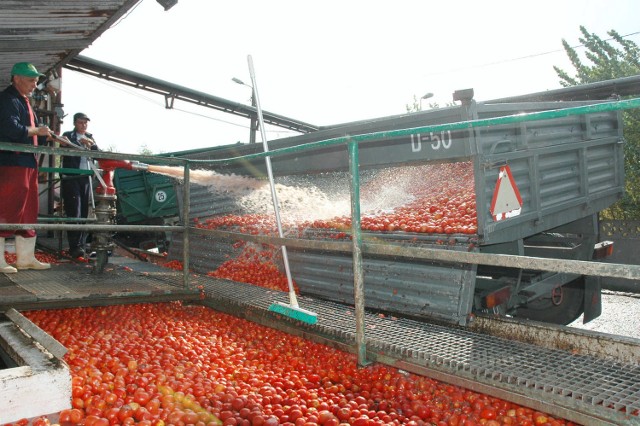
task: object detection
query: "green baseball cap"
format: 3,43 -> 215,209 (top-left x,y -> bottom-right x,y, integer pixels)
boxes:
11,62 -> 45,78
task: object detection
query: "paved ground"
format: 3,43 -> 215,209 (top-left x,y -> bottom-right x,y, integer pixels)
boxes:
568,290 -> 640,339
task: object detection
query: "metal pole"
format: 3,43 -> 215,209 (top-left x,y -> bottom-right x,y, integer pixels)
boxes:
182,162 -> 191,289
250,93 -> 258,144
348,140 -> 369,366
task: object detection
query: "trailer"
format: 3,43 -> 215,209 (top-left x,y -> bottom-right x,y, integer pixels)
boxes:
165,90 -> 624,326
111,168 -> 179,251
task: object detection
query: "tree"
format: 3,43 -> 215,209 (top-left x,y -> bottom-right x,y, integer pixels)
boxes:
405,95 -> 442,113
405,95 -> 421,113
138,144 -> 154,155
555,27 -> 640,219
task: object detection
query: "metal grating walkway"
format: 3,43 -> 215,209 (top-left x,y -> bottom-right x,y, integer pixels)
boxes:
197,275 -> 640,426
0,259 -> 198,311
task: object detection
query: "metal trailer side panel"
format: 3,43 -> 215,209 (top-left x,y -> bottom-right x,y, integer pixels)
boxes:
169,236 -> 238,276
473,104 -> 623,245
169,183 -> 251,273
170,182 -> 479,324
287,244 -> 477,324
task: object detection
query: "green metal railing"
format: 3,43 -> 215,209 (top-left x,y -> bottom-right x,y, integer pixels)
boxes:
2,97 -> 640,365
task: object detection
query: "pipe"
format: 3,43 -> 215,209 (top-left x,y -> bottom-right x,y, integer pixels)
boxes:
96,159 -> 149,172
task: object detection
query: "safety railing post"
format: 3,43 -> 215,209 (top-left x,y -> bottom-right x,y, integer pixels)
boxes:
182,162 -> 190,289
348,140 -> 369,366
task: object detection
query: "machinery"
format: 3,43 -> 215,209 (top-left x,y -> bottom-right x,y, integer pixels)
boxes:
92,159 -> 149,271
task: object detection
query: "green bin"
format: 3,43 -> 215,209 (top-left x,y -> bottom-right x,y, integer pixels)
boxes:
113,169 -> 179,224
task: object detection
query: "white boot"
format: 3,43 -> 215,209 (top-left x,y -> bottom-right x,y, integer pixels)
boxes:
16,236 -> 50,270
0,237 -> 17,274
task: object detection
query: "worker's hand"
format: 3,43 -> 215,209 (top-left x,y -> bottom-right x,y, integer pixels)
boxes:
33,125 -> 50,137
58,136 -> 72,146
49,133 -> 71,146
79,137 -> 95,148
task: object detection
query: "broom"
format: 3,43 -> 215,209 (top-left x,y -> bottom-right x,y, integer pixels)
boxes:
247,55 -> 318,325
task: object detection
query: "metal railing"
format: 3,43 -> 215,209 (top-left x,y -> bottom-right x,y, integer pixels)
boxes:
2,97 -> 640,364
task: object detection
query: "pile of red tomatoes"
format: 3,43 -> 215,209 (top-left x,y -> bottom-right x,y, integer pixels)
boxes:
196,162 -> 477,238
14,302 -> 573,426
206,242 -> 298,293
192,162 -> 478,292
303,162 -> 478,235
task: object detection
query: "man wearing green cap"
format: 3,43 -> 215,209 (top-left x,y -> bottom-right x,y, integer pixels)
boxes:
0,62 -> 53,273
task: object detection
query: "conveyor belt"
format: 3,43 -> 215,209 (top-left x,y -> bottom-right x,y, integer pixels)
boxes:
1,257 -> 638,425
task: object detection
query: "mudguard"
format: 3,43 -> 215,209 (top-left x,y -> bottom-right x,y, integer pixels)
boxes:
583,275 -> 602,323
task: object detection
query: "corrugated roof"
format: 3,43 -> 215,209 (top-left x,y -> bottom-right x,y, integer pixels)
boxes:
0,0 -> 141,86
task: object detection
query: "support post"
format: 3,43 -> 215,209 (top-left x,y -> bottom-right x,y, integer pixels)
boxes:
348,140 -> 369,366
182,162 -> 191,288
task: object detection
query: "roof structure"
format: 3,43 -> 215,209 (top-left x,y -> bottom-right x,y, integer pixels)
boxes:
0,0 -> 141,87
65,55 -> 320,133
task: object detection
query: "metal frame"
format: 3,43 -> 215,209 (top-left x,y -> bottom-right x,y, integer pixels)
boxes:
64,55 -> 319,134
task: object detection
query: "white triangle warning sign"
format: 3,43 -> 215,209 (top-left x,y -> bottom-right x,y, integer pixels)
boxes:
490,165 -> 523,221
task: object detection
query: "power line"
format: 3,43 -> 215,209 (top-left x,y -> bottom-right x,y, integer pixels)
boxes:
424,30 -> 640,77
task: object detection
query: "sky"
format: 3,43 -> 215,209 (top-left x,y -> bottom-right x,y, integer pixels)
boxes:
60,0 -> 640,155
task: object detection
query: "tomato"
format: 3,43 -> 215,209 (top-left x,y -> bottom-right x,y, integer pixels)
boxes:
250,414 -> 265,426
117,405 -> 135,423
182,409 -> 199,424
134,390 -> 152,406
69,408 -> 84,424
263,416 -> 279,426
480,407 -> 497,420
32,417 -> 51,426
21,301 -> 572,426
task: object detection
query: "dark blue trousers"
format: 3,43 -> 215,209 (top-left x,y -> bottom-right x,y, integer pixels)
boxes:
61,176 -> 92,251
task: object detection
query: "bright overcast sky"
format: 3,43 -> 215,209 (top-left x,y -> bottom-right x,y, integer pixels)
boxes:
60,0 -> 640,154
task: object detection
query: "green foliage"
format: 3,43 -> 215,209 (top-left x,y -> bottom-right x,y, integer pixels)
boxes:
406,95 -> 421,113
555,27 -> 640,219
138,144 -> 154,155
405,96 -> 444,113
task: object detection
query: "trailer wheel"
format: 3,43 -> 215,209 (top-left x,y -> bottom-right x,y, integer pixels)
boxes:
515,278 -> 585,325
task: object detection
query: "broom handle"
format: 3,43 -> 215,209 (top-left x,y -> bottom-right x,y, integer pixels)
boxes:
247,55 -> 299,307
